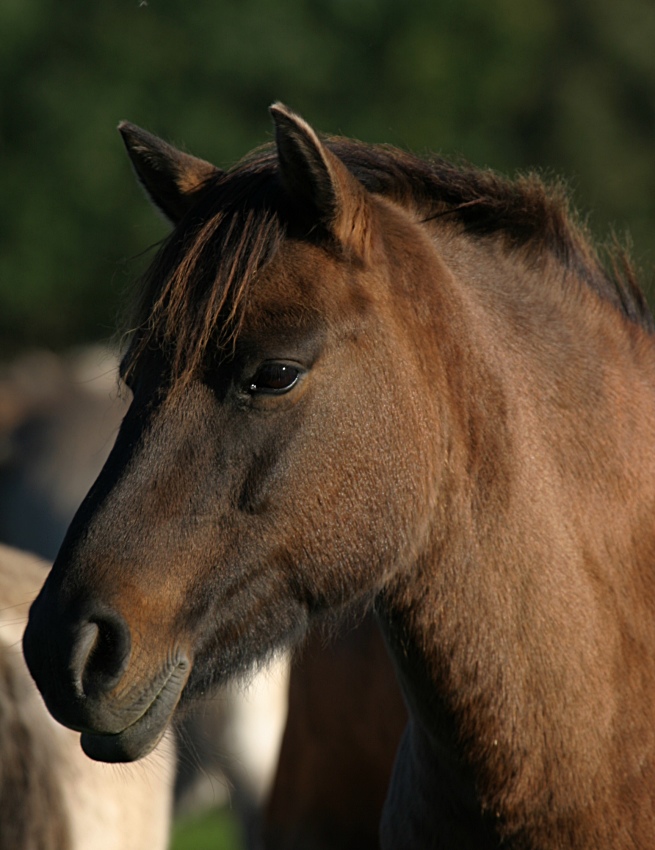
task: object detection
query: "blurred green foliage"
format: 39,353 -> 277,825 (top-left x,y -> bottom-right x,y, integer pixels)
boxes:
171,808 -> 242,850
1,0 -> 654,354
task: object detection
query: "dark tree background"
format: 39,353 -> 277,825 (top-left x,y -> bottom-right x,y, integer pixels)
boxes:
1,0 -> 654,354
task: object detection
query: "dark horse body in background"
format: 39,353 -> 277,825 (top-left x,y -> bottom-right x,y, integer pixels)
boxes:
24,105 -> 655,848
265,611 -> 406,849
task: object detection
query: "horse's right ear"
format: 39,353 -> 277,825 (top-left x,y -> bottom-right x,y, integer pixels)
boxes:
270,104 -> 373,259
118,122 -> 221,225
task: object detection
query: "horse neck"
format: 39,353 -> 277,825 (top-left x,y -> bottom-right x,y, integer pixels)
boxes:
377,231 -> 655,846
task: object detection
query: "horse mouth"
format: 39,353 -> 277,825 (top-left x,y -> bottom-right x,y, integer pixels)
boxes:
80,657 -> 190,763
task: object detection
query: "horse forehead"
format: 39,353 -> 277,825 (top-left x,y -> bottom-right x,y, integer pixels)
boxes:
251,238 -> 371,319
265,239 -> 338,290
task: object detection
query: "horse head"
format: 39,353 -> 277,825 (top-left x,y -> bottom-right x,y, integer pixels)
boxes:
24,106 -> 440,762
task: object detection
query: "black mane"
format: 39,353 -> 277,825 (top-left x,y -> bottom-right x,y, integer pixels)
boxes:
328,137 -> 652,333
123,135 -> 653,386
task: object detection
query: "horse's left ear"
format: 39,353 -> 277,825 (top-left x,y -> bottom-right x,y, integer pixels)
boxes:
118,122 -> 221,225
270,104 -> 372,259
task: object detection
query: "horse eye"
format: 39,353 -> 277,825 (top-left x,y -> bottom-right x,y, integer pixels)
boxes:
249,363 -> 301,395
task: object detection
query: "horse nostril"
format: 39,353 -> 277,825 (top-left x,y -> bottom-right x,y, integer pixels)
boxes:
75,610 -> 132,698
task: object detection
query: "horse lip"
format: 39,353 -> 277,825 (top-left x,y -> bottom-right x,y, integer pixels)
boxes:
80,656 -> 190,763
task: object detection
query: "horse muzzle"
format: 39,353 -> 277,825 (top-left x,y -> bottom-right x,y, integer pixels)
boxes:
23,579 -> 190,762
79,656 -> 190,762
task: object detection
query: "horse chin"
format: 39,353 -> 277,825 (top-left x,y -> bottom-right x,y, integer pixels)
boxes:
81,723 -> 162,763
80,658 -> 190,763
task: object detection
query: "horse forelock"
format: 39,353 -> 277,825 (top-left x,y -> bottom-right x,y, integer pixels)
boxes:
122,135 -> 653,389
123,156 -> 286,390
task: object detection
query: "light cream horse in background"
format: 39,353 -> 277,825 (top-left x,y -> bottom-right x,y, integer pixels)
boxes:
0,543 -> 175,850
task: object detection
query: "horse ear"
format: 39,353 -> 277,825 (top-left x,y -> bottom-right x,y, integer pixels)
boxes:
270,103 -> 372,258
118,122 -> 221,225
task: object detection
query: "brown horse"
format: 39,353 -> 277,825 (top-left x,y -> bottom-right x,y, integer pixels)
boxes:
24,104 -> 655,848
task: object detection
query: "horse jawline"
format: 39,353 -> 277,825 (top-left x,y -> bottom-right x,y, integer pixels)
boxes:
80,659 -> 190,763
